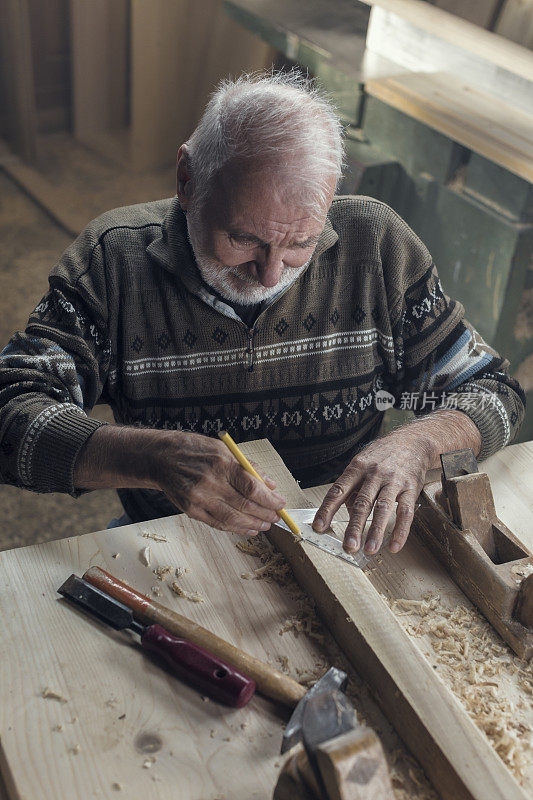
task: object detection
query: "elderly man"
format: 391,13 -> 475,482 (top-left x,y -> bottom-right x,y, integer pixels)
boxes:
0,73 -> 524,556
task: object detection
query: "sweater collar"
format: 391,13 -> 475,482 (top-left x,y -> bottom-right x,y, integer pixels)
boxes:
146,194 -> 339,289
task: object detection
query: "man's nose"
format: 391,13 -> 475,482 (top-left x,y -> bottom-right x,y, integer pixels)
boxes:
255,247 -> 284,287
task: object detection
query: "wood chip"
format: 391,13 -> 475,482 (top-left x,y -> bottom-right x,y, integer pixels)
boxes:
153,565 -> 173,581
112,553 -> 120,559
41,687 -> 68,703
151,586 -> 162,597
70,744 -> 81,755
170,582 -> 204,603
141,531 -> 169,543
111,783 -> 122,792
140,546 -> 151,566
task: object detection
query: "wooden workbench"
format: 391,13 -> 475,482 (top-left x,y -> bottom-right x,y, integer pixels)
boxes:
1,440 -> 531,799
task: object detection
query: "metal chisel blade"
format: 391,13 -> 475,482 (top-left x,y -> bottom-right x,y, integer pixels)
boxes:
278,509 -> 390,569
58,574 -> 140,631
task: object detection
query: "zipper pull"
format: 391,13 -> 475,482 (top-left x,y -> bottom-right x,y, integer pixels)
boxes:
247,327 -> 255,372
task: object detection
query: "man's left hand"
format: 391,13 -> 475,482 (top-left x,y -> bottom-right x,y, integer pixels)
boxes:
312,431 -> 435,555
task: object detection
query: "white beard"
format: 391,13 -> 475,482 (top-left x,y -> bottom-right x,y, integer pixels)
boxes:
186,210 -> 309,306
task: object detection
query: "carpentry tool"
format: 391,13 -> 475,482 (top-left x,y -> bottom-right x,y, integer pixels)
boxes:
275,680 -> 394,799
83,566 -> 308,708
58,574 -> 256,707
412,448 -> 533,659
276,509 -> 387,569
218,430 -> 301,535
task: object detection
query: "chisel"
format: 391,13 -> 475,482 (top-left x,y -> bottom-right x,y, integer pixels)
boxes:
58,574 -> 256,708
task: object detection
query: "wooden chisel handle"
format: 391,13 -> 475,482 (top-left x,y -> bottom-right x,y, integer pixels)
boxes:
83,566 -> 307,708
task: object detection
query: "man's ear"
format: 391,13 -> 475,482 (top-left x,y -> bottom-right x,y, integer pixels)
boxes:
176,144 -> 192,210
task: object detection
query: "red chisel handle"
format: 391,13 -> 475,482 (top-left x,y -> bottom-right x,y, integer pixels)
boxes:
141,624 -> 256,708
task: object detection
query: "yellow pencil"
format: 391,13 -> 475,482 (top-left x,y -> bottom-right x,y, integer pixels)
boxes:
218,431 -> 301,536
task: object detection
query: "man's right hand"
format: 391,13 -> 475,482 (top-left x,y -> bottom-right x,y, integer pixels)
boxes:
73,425 -> 286,535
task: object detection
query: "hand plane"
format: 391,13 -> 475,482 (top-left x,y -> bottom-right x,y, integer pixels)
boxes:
412,449 -> 533,659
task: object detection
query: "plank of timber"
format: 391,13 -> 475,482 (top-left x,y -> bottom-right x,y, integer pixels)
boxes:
130,0 -> 274,171
0,516 -> 332,799
1,0 -> 38,162
237,440 -> 529,800
365,71 -> 533,182
360,0 -> 533,80
70,0 -> 129,146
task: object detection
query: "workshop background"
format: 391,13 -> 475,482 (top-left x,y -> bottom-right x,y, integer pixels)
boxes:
0,0 -> 532,550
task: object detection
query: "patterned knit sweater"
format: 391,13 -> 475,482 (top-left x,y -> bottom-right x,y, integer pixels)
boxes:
0,195 -> 525,522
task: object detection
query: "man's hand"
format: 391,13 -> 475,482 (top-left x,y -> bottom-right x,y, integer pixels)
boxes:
312,410 -> 482,555
154,432 -> 285,535
73,426 -> 286,535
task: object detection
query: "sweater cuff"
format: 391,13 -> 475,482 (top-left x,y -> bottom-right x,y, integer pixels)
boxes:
21,404 -> 107,495
452,390 -> 511,461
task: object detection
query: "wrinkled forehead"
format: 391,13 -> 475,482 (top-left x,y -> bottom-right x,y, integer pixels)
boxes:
203,159 -> 334,230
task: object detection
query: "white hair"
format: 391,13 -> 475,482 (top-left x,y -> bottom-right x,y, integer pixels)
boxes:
185,70 -> 345,215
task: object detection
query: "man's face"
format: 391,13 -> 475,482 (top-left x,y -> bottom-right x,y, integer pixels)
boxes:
186,164 -> 335,305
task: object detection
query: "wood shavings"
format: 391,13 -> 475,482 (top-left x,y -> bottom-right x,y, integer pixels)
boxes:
142,756 -> 156,768
41,687 -> 68,703
151,586 -> 162,597
388,592 -> 533,779
105,697 -> 118,708
279,614 -> 325,643
141,530 -> 169,542
69,744 -> 81,755
111,783 -> 122,792
210,729 -> 217,738
112,553 -> 120,559
236,537 -> 292,584
140,546 -> 151,566
153,565 -> 173,581
276,655 -> 289,673
52,724 -> 63,732
170,582 -> 204,602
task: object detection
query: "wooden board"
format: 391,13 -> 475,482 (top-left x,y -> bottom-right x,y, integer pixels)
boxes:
0,514 -> 325,800
365,70 -> 533,182
237,440 -> 529,800
0,0 -> 37,163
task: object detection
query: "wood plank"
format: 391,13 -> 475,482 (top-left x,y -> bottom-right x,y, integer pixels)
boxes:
70,0 -> 129,147
0,0 -> 37,162
238,440 -> 529,800
0,516 -> 326,799
365,71 -> 533,182
130,0 -> 274,171
360,0 -> 533,80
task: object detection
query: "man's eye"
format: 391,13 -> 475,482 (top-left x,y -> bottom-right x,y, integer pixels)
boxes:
230,235 -> 256,248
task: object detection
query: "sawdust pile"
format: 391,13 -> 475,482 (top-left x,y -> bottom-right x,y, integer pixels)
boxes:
389,593 -> 533,779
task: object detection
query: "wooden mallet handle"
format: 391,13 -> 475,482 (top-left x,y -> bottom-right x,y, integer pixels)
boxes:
83,566 -> 306,708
